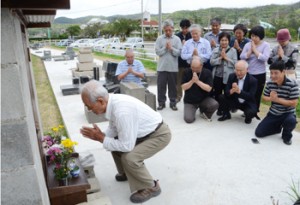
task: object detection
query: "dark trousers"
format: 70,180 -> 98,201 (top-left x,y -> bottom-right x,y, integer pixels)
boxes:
218,94 -> 256,120
251,73 -> 266,112
255,112 -> 297,141
213,76 -> 226,103
157,71 -> 177,106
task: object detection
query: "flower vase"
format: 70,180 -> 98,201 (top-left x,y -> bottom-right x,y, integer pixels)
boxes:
70,167 -> 80,178
58,178 -> 68,186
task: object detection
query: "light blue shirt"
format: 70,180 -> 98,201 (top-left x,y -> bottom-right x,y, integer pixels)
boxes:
204,31 -> 222,48
181,38 -> 212,64
115,59 -> 145,85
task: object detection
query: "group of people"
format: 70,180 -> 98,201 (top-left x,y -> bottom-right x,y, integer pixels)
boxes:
155,18 -> 299,143
79,18 -> 299,204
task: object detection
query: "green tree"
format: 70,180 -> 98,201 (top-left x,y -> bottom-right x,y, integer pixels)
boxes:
66,25 -> 81,38
112,19 -> 140,37
82,23 -> 102,38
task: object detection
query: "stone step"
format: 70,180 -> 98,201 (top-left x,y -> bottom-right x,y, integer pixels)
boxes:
87,177 -> 101,194
76,192 -> 112,205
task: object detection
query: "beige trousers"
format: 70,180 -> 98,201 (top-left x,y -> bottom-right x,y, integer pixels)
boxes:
176,67 -> 185,101
111,122 -> 171,192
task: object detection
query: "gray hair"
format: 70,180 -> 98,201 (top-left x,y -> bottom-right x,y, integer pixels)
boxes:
235,60 -> 249,70
163,19 -> 174,28
81,80 -> 109,103
189,24 -> 202,32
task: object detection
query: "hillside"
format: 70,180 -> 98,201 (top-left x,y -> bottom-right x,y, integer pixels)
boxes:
54,2 -> 300,26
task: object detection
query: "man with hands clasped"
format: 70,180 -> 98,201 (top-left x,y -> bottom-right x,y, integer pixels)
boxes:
115,49 -> 145,85
182,56 -> 219,123
255,61 -> 299,145
181,24 -> 212,66
80,80 -> 171,203
217,60 -> 258,124
155,19 -> 182,111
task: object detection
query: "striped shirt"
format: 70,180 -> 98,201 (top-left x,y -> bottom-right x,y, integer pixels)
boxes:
115,59 -> 145,85
103,94 -> 162,152
264,77 -> 299,115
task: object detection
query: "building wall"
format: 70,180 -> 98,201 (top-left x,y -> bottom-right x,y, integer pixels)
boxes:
1,8 -> 50,205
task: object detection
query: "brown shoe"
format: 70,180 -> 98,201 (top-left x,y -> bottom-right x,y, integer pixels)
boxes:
130,180 -> 161,203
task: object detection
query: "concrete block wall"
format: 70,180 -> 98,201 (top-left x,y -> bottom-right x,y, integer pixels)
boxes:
1,8 -> 50,205
120,82 -> 145,102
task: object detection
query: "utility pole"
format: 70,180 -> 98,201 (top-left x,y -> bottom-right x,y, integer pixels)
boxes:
158,0 -> 162,36
141,0 -> 144,39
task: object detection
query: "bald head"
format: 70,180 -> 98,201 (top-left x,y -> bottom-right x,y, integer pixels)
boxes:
190,56 -> 203,73
125,49 -> 134,64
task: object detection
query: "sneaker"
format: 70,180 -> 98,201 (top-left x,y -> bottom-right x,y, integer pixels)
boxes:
115,173 -> 127,182
157,104 -> 165,110
200,112 -> 212,122
170,104 -> 178,111
130,180 -> 161,203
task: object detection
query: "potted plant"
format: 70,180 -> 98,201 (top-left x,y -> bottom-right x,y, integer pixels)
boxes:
43,126 -> 78,185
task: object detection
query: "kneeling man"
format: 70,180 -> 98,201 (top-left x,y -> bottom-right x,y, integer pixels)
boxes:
255,61 -> 299,145
218,60 -> 258,124
182,56 -> 218,123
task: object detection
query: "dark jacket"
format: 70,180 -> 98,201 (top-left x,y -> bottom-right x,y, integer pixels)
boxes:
225,73 -> 257,112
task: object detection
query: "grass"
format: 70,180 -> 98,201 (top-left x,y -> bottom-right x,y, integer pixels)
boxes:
31,54 -> 67,135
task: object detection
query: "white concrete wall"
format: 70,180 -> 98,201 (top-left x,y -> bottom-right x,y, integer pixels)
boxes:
1,8 -> 50,205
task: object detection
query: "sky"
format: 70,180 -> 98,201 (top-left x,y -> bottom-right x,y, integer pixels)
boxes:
56,0 -> 299,19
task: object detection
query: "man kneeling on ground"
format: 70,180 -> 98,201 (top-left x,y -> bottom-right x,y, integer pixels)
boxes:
80,80 -> 171,203
255,60 -> 299,145
182,56 -> 219,123
218,60 -> 258,124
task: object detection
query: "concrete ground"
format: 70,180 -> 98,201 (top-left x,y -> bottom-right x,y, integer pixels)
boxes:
33,48 -> 300,205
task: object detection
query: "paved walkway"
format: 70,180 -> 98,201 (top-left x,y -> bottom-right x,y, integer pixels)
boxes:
33,48 -> 300,205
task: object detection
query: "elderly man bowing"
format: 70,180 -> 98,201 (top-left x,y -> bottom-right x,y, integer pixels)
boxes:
80,80 -> 171,203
